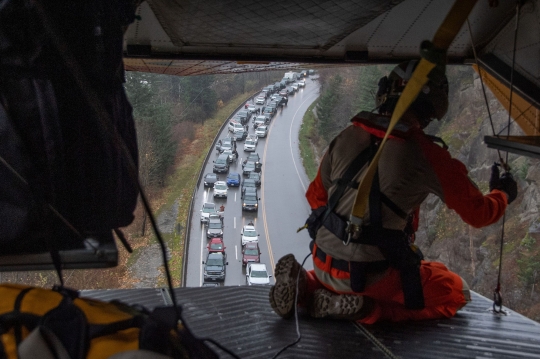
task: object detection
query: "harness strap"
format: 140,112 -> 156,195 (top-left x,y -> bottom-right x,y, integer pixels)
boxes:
324,139 -> 376,224
370,171 -> 425,310
310,241 -> 388,274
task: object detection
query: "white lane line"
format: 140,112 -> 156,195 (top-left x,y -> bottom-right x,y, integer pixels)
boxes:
200,224 -> 205,286
234,216 -> 236,229
289,93 -> 318,193
235,245 -> 238,261
235,192 -> 237,202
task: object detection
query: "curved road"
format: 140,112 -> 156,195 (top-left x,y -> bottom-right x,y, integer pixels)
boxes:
185,78 -> 319,287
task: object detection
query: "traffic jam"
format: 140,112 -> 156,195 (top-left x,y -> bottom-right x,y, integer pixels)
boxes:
200,70 -> 311,286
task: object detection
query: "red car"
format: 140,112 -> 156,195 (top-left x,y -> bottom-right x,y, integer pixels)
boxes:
242,242 -> 260,266
207,238 -> 226,253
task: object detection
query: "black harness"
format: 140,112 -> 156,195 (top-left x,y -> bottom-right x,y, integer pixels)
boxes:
305,136 -> 425,310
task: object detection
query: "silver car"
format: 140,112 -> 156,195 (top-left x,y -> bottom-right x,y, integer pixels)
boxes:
255,125 -> 268,138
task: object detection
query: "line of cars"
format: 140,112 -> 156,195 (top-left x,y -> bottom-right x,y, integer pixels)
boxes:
201,72 -> 311,286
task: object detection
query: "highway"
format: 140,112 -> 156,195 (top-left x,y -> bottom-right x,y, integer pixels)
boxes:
184,77 -> 319,287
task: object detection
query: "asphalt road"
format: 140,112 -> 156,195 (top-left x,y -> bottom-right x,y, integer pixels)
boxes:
185,78 -> 319,287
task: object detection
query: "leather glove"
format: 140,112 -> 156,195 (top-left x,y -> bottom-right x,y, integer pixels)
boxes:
499,172 -> 518,204
489,162 -> 501,192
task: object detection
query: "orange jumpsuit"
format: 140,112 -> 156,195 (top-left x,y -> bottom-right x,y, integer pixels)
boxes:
304,115 -> 507,323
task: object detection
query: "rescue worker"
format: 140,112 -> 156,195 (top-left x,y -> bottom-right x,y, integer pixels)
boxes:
269,60 -> 518,323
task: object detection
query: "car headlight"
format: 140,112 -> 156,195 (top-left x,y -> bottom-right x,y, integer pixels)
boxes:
204,182 -> 208,185
254,203 -> 258,207
242,203 -> 246,207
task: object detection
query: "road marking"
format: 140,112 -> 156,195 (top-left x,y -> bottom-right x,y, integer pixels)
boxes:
289,93 -> 318,193
234,216 -> 236,229
235,245 -> 238,261
235,192 -> 237,202
200,224 -> 205,286
260,108 -> 277,276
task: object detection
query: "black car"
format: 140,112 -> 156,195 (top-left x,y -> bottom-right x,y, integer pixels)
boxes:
241,178 -> 257,197
206,215 -> 224,239
279,89 -> 289,97
234,129 -> 248,141
213,154 -> 230,173
237,110 -> 251,123
242,188 -> 259,212
203,252 -> 228,281
203,173 -> 219,187
263,107 -> 275,118
235,114 -> 248,125
243,153 -> 261,166
249,171 -> 261,187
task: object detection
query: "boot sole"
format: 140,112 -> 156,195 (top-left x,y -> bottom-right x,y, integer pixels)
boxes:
269,254 -> 303,319
311,289 -> 364,319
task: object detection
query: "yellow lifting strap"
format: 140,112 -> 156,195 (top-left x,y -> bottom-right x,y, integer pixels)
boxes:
347,0 -> 479,243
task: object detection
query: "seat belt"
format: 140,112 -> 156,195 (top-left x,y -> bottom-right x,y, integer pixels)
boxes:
347,0 -> 479,241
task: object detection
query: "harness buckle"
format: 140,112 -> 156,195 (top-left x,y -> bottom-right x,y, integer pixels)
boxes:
345,216 -> 363,246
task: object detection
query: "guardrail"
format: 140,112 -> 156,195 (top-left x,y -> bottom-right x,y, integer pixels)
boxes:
181,92 -> 259,287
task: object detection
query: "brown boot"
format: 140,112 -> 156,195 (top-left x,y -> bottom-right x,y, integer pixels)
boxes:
310,289 -> 373,321
269,254 -> 307,319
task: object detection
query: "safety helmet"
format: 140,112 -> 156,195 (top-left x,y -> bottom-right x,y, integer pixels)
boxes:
376,60 -> 449,128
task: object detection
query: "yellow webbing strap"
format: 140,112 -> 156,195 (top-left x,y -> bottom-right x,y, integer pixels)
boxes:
347,0 -> 479,240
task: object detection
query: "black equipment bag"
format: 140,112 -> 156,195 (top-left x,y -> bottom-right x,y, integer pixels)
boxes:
0,0 -> 139,254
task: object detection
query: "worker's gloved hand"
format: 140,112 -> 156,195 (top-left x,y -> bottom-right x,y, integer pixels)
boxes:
489,163 -> 501,192
499,172 -> 518,204
489,163 -> 518,204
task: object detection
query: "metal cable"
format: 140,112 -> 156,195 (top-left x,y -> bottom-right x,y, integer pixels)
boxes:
466,19 -> 502,161
354,322 -> 399,359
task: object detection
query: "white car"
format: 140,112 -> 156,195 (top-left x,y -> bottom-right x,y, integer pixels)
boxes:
253,116 -> 267,129
241,225 -> 259,246
246,263 -> 272,285
255,125 -> 268,138
291,83 -> 299,91
255,96 -> 265,105
244,138 -> 257,152
297,79 -> 306,87
213,181 -> 228,198
228,120 -> 244,133
200,202 -> 217,223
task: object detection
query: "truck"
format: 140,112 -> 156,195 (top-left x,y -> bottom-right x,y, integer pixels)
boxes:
283,71 -> 298,81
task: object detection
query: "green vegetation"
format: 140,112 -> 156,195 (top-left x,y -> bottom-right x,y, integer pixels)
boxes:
155,94 -> 252,285
517,233 -> 539,288
299,101 -> 319,181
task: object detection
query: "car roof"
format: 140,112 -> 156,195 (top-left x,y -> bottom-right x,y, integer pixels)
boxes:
203,202 -> 215,208
243,178 -> 256,183
244,242 -> 259,249
257,125 -> 267,129
214,181 -> 227,185
210,237 -> 224,243
244,187 -> 257,194
217,154 -> 229,159
208,252 -> 224,259
243,225 -> 256,231
249,263 -> 266,271
249,172 -> 260,177
205,173 -> 217,177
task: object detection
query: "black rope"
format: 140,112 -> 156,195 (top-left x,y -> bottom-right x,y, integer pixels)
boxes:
493,1 -> 520,314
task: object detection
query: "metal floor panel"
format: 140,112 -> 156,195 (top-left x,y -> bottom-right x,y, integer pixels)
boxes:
81,287 -> 540,359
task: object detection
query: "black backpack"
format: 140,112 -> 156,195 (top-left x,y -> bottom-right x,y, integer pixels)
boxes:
0,0 -> 139,255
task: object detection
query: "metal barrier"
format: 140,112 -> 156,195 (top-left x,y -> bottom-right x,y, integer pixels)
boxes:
181,92 -> 259,286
